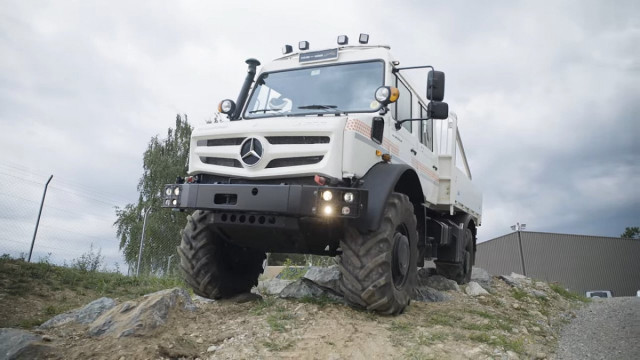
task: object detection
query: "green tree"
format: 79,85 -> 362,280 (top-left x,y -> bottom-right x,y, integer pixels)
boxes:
621,226 -> 640,239
115,114 -> 192,275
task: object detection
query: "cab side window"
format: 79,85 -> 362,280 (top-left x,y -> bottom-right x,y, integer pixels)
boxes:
420,105 -> 433,151
395,77 -> 412,132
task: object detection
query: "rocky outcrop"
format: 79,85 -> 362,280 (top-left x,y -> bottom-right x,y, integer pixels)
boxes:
471,267 -> 492,290
0,328 -> 53,360
88,288 -> 196,337
39,297 -> 116,329
412,287 -> 451,302
304,265 -> 341,294
256,278 -> 294,295
465,281 -> 490,296
279,278 -> 345,303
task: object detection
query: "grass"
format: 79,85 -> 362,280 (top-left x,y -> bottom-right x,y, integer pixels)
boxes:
299,294 -> 339,308
265,305 -> 295,332
417,331 -> 449,345
469,333 -> 525,354
511,288 -> 530,301
263,339 -> 295,351
389,321 -> 412,333
549,283 -> 590,303
250,296 -> 277,316
0,257 -> 186,328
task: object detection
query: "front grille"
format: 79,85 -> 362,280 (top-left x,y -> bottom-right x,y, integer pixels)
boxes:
266,156 -> 324,168
199,174 -> 317,185
200,157 -> 242,168
265,136 -> 330,145
196,138 -> 245,146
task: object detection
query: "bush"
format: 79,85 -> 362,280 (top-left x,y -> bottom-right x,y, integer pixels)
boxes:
71,244 -> 104,272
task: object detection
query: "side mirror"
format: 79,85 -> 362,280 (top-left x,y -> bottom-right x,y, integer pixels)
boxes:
427,101 -> 449,119
427,70 -> 445,101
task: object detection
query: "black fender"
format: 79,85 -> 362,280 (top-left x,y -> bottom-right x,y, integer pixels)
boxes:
355,162 -> 425,232
436,212 -> 477,263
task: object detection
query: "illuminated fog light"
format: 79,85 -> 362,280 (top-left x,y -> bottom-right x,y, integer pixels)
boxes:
174,187 -> 180,196
341,206 -> 351,215
165,187 -> 172,196
322,190 -> 333,201
172,199 -> 178,206
323,206 -> 333,215
343,192 -> 354,203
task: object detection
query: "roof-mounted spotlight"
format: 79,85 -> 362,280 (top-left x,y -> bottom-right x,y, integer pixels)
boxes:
337,35 -> 349,45
298,41 -> 309,51
359,33 -> 369,44
282,44 -> 293,54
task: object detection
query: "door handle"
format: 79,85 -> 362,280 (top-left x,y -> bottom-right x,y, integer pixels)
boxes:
432,165 -> 438,171
410,149 -> 417,156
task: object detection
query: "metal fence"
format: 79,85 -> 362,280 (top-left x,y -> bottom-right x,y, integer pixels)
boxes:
476,231 -> 640,297
0,163 -> 181,276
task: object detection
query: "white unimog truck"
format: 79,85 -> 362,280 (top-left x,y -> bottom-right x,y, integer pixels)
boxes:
163,34 -> 482,314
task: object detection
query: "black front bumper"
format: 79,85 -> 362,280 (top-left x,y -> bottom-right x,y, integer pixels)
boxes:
161,183 -> 367,219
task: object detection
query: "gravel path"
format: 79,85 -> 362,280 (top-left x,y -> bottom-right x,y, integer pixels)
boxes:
556,297 -> 640,359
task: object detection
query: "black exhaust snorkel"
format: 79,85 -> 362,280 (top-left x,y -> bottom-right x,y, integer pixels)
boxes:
231,58 -> 261,120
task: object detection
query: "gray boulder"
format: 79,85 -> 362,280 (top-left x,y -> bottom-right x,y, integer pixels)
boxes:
465,281 -> 490,296
39,297 -> 116,329
256,278 -> 294,295
419,273 -> 460,292
88,288 -> 196,338
412,286 -> 450,302
304,265 -> 341,294
279,278 -> 344,303
471,267 -> 492,289
499,275 -> 521,288
0,328 -> 52,360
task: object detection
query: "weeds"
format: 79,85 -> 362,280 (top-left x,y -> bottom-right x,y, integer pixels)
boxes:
279,258 -> 307,280
266,305 -> 295,332
469,333 -> 525,354
250,297 -> 277,316
549,283 -> 590,302
389,321 -> 412,333
299,294 -> 338,308
263,339 -> 294,351
511,288 -> 529,301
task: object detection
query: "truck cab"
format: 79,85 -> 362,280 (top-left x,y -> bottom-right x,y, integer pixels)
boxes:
163,35 -> 482,314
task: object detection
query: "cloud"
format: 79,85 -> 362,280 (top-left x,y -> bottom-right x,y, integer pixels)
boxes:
0,0 -> 638,267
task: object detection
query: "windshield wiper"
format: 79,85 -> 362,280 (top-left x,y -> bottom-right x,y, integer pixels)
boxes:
297,104 -> 345,114
248,108 -> 280,114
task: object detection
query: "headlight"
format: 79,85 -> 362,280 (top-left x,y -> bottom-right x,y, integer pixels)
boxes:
343,192 -> 354,203
165,188 -> 172,196
322,190 -> 333,201
341,206 -> 351,215
218,99 -> 236,115
172,199 -> 178,206
375,87 -> 390,102
174,187 -> 180,196
323,205 -> 333,215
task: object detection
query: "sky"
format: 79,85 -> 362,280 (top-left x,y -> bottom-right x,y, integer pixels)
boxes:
0,0 -> 638,269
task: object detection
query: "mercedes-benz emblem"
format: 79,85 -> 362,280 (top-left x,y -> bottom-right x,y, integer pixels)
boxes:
240,137 -> 263,166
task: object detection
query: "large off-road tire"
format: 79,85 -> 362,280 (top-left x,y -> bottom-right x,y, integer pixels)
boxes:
339,193 -> 418,315
177,210 -> 266,299
435,224 -> 475,284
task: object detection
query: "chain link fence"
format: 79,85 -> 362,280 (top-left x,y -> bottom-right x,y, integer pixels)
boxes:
0,163 -> 182,277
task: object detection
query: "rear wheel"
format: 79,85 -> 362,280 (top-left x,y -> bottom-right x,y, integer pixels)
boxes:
436,224 -> 475,284
338,193 -> 418,315
177,210 -> 266,299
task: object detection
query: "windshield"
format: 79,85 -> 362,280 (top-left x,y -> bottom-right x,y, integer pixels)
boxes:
244,60 -> 384,118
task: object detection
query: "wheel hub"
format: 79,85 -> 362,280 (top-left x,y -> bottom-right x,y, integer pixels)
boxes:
392,231 -> 410,287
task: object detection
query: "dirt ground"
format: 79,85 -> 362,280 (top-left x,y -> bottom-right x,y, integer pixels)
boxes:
31,278 -> 583,360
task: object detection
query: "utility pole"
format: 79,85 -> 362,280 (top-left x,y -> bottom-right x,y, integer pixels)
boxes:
136,207 -> 152,276
28,175 -> 53,262
511,222 -> 527,276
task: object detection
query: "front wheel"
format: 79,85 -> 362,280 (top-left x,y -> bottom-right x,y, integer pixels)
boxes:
177,210 -> 266,299
338,193 -> 418,315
